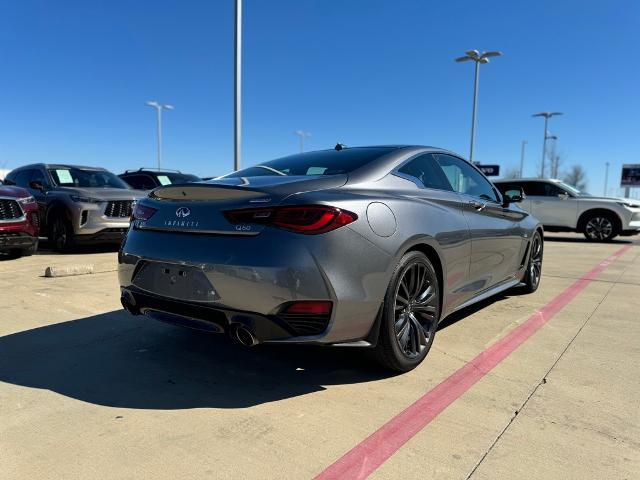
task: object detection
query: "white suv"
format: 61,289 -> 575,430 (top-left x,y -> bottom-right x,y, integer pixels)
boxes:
494,178 -> 640,241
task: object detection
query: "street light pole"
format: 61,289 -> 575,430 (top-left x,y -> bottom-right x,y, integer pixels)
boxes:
546,134 -> 558,177
532,112 -> 563,177
519,140 -> 527,178
146,101 -> 174,170
293,131 -> 311,153
604,162 -> 610,196
455,50 -> 502,163
234,0 -> 242,171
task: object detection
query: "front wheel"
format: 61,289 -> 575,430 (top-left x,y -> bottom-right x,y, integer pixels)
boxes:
373,251 -> 440,372
582,214 -> 619,242
520,232 -> 543,294
50,217 -> 76,252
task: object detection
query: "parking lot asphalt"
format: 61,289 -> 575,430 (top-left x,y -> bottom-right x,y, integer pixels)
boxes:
1,233 -> 639,479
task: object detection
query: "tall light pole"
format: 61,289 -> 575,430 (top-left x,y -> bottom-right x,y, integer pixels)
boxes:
532,112 -> 562,178
547,134 -> 558,177
455,50 -> 502,163
294,131 -> 311,153
146,101 -> 174,170
234,0 -> 242,171
604,162 -> 610,196
519,140 -> 527,178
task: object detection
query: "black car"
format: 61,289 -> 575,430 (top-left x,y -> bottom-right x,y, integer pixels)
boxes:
119,169 -> 201,190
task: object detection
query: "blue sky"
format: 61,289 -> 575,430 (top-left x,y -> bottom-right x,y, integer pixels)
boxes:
1,0 -> 638,195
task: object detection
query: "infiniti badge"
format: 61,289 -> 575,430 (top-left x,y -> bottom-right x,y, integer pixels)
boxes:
175,206 -> 191,218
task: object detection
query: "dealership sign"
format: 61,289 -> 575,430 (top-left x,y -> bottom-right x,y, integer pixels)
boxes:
621,164 -> 640,187
476,164 -> 500,176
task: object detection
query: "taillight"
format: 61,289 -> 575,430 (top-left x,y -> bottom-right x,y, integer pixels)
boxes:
131,203 -> 157,221
224,205 -> 357,234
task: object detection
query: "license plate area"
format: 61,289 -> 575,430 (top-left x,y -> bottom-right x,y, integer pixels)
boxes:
132,262 -> 219,303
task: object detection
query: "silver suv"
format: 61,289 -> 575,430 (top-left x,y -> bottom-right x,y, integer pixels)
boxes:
5,164 -> 145,251
494,178 -> 640,241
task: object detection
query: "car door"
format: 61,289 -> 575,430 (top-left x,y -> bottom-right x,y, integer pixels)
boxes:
27,168 -> 51,225
435,154 -> 524,293
526,181 -> 578,227
394,153 -> 472,310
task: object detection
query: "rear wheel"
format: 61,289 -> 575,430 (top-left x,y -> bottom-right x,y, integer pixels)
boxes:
582,213 -> 619,242
50,216 -> 76,252
520,232 -> 543,294
374,251 -> 440,372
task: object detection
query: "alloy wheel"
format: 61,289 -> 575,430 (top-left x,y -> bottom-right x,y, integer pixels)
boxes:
585,217 -> 613,240
529,234 -> 543,288
53,219 -> 67,250
393,262 -> 438,358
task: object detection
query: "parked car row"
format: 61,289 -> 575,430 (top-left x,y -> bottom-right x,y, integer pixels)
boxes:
1,165 -> 202,256
3,159 -> 638,259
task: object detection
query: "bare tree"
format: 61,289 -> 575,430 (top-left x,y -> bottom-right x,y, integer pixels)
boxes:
563,165 -> 588,191
502,168 -> 520,179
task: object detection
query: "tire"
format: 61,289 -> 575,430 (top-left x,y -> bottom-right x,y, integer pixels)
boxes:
373,251 -> 440,372
50,216 -> 76,252
582,213 -> 619,242
520,231 -> 543,294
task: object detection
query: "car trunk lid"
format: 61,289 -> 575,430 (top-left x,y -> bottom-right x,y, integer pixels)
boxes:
136,174 -> 347,235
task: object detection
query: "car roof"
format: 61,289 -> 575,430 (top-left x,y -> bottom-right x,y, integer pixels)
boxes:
494,178 -> 562,183
121,168 -> 185,175
12,163 -> 108,171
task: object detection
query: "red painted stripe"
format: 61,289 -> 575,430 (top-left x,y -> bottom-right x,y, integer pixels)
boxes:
315,245 -> 632,480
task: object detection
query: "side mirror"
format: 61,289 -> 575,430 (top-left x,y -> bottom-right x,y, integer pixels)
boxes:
558,192 -> 570,200
29,181 -> 44,191
501,186 -> 526,207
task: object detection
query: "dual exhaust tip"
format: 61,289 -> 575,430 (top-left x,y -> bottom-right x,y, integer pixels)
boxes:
121,289 -> 259,347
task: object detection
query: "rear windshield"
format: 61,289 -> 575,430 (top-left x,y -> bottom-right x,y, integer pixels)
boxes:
49,168 -> 130,189
225,147 -> 395,178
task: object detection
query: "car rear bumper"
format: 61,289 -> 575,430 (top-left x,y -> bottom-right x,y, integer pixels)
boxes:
118,226 -> 391,344
120,286 -> 304,343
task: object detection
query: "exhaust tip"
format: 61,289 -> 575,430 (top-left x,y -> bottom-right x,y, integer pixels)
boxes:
234,326 -> 259,347
120,290 -> 140,315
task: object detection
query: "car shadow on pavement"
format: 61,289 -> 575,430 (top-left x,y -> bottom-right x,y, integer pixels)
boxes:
36,240 -> 121,255
0,310 -> 392,410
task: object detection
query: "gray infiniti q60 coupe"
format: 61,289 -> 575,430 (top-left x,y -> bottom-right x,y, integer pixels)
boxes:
119,145 -> 543,372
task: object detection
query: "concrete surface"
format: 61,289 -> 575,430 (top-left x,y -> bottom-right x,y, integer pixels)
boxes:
0,233 -> 638,479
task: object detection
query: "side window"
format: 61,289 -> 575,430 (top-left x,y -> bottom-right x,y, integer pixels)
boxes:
29,169 -> 48,187
523,182 -> 547,196
13,170 -> 34,188
495,182 -> 523,194
435,155 -> 499,202
122,174 -> 156,190
397,154 -> 454,191
542,183 -> 566,197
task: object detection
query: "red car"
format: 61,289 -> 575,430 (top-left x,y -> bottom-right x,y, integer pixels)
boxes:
0,185 -> 39,257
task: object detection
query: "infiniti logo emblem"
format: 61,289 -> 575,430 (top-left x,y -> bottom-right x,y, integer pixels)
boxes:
175,206 -> 191,218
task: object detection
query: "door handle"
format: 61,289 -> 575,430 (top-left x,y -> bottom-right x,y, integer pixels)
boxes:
469,200 -> 486,211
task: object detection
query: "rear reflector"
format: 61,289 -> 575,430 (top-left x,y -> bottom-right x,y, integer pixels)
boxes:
224,205 -> 357,234
281,301 -> 333,316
